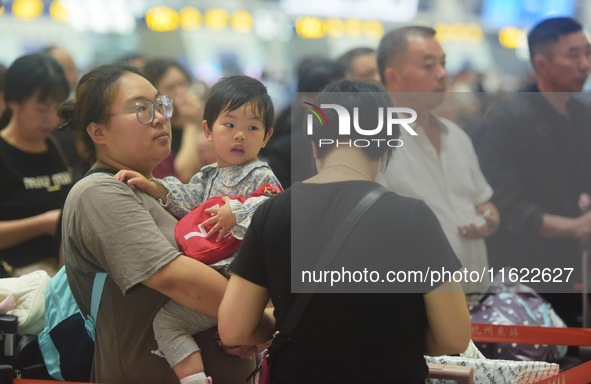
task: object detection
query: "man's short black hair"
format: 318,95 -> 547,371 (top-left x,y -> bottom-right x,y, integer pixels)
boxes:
528,17 -> 583,61
377,25 -> 436,84
203,75 -> 274,135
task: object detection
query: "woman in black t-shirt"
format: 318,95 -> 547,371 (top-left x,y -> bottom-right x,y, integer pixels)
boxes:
219,79 -> 471,383
0,53 -> 71,276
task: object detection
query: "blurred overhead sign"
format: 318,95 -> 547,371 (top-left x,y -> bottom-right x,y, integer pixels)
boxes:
280,0 -> 419,22
294,16 -> 384,40
482,0 -> 575,28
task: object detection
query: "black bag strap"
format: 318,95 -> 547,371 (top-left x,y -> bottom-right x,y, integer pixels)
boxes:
47,134 -> 74,179
274,186 -> 390,346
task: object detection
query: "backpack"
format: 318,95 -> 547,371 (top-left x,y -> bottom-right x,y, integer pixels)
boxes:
37,267 -> 106,381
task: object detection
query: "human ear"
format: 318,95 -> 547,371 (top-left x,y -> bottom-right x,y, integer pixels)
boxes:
384,66 -> 398,89
379,152 -> 389,172
310,140 -> 319,159
87,122 -> 105,144
261,127 -> 274,148
7,101 -> 19,112
202,120 -> 213,142
310,141 -> 321,173
532,54 -> 548,76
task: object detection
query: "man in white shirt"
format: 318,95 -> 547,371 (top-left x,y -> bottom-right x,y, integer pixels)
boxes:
376,25 -> 500,293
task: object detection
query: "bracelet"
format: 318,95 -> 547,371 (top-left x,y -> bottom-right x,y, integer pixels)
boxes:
157,189 -> 171,207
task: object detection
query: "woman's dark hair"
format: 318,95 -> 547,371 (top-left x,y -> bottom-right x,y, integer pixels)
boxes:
58,63 -> 144,162
142,58 -> 192,88
203,75 -> 274,135
297,56 -> 347,93
0,53 -> 69,129
310,79 -> 398,163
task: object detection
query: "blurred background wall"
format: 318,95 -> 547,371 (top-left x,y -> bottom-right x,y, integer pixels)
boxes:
1,0 -> 590,95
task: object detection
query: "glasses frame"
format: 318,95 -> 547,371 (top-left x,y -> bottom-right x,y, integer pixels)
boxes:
110,94 -> 174,125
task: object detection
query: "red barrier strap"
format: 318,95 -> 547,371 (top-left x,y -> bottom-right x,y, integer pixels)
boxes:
534,359 -> 591,384
471,323 -> 591,346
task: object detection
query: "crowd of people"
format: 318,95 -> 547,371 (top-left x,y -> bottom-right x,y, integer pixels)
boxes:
0,14 -> 590,384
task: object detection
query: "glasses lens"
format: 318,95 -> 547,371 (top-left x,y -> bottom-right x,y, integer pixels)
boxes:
135,100 -> 153,125
156,95 -> 173,119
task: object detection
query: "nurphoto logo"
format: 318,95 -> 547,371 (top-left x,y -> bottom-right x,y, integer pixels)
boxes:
303,102 -> 417,148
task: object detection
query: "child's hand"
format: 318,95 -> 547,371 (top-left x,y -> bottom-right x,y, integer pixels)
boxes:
114,170 -> 163,199
203,196 -> 238,242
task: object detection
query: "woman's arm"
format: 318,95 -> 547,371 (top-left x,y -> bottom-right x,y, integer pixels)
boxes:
171,90 -> 204,183
423,281 -> 471,356
143,255 -> 228,318
0,209 -> 61,250
218,273 -> 275,346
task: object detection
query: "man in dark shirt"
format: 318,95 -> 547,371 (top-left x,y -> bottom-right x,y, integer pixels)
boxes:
473,17 -> 591,327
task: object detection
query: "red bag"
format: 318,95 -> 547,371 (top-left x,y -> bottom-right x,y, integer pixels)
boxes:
175,184 -> 282,265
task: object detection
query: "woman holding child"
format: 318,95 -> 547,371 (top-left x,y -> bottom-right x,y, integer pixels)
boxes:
59,63 -> 260,384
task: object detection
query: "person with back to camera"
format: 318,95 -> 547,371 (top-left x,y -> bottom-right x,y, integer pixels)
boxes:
473,17 -> 591,328
261,56 -> 347,187
218,79 -> 471,383
0,53 -> 71,277
115,75 -> 281,384
59,63 -> 256,384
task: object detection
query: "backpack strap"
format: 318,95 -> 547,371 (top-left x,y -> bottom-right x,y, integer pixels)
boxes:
81,167 -> 113,340
90,273 -> 107,322
84,272 -> 107,342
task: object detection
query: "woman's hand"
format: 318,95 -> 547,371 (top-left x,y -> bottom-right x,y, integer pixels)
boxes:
174,90 -> 202,126
203,197 -> 238,241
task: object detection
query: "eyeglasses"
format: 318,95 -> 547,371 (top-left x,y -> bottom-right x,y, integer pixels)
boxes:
110,95 -> 174,125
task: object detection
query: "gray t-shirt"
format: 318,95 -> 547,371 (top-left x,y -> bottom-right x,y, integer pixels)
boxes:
63,172 -> 254,384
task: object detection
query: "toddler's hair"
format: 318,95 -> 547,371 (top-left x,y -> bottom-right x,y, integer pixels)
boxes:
203,75 -> 274,134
